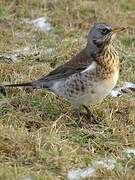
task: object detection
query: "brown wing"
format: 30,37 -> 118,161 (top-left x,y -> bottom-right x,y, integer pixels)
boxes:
2,48 -> 92,90
39,48 -> 92,81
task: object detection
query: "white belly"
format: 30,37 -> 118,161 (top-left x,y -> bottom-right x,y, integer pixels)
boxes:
50,69 -> 119,107
71,71 -> 119,107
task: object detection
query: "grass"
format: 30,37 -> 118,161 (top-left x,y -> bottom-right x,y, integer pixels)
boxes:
0,0 -> 135,179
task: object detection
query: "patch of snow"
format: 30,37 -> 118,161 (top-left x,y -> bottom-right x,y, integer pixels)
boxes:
68,169 -> 82,180
110,81 -> 135,97
16,46 -> 31,54
68,166 -> 96,180
122,82 -> 135,91
15,31 -> 36,42
2,47 -> 32,63
45,48 -> 55,54
5,53 -> 19,62
67,158 -> 117,179
23,17 -> 52,32
110,89 -> 122,97
39,47 -> 56,55
21,176 -> 34,180
1,46 -> 57,63
123,149 -> 135,158
95,159 -> 117,170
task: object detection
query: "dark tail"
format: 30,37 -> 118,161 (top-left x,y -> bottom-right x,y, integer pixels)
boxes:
0,80 -> 50,95
0,82 -> 35,96
4,80 -> 49,89
4,82 -> 34,87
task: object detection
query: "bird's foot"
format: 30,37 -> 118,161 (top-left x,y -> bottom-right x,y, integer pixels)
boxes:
82,105 -> 102,124
81,111 -> 102,124
75,108 -> 83,128
75,106 -> 102,128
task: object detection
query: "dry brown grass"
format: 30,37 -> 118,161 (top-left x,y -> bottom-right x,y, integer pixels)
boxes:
0,0 -> 135,179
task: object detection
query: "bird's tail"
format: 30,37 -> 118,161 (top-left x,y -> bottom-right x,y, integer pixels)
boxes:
0,80 -> 51,96
4,82 -> 34,88
4,80 -> 50,89
0,82 -> 36,96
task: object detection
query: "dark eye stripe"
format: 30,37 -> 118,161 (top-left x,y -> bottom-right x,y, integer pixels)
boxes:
102,28 -> 111,35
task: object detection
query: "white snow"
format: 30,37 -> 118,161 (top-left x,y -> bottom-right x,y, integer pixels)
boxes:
3,46 -> 33,63
111,81 -> 135,97
5,53 -> 18,62
95,159 -> 117,170
1,46 -> 56,63
123,149 -> 135,158
122,81 -> 135,90
23,17 -> 52,32
22,176 -> 34,180
111,89 -> 122,97
16,46 -> 31,54
67,158 -> 117,179
68,166 -> 96,180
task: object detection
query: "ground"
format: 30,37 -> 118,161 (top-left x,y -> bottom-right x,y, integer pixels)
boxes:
0,0 -> 135,179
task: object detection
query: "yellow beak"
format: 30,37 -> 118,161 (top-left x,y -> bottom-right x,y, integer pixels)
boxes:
112,26 -> 128,33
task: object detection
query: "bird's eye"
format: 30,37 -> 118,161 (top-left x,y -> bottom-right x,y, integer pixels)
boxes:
102,28 -> 110,35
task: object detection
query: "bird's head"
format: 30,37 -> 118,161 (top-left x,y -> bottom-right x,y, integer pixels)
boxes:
87,23 -> 127,53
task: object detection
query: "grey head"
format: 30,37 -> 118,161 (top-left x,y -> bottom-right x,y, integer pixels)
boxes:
87,23 -> 126,55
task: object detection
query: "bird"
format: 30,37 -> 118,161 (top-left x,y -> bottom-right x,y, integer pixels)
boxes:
0,23 -> 127,126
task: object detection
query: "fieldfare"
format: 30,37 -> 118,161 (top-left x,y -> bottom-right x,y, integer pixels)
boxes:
0,23 -> 127,125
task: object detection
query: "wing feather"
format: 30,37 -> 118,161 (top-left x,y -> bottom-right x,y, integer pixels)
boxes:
39,48 -> 92,81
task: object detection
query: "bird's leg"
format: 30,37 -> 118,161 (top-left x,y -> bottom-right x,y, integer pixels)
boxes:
82,105 -> 101,124
75,107 -> 83,127
0,85 -> 6,96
